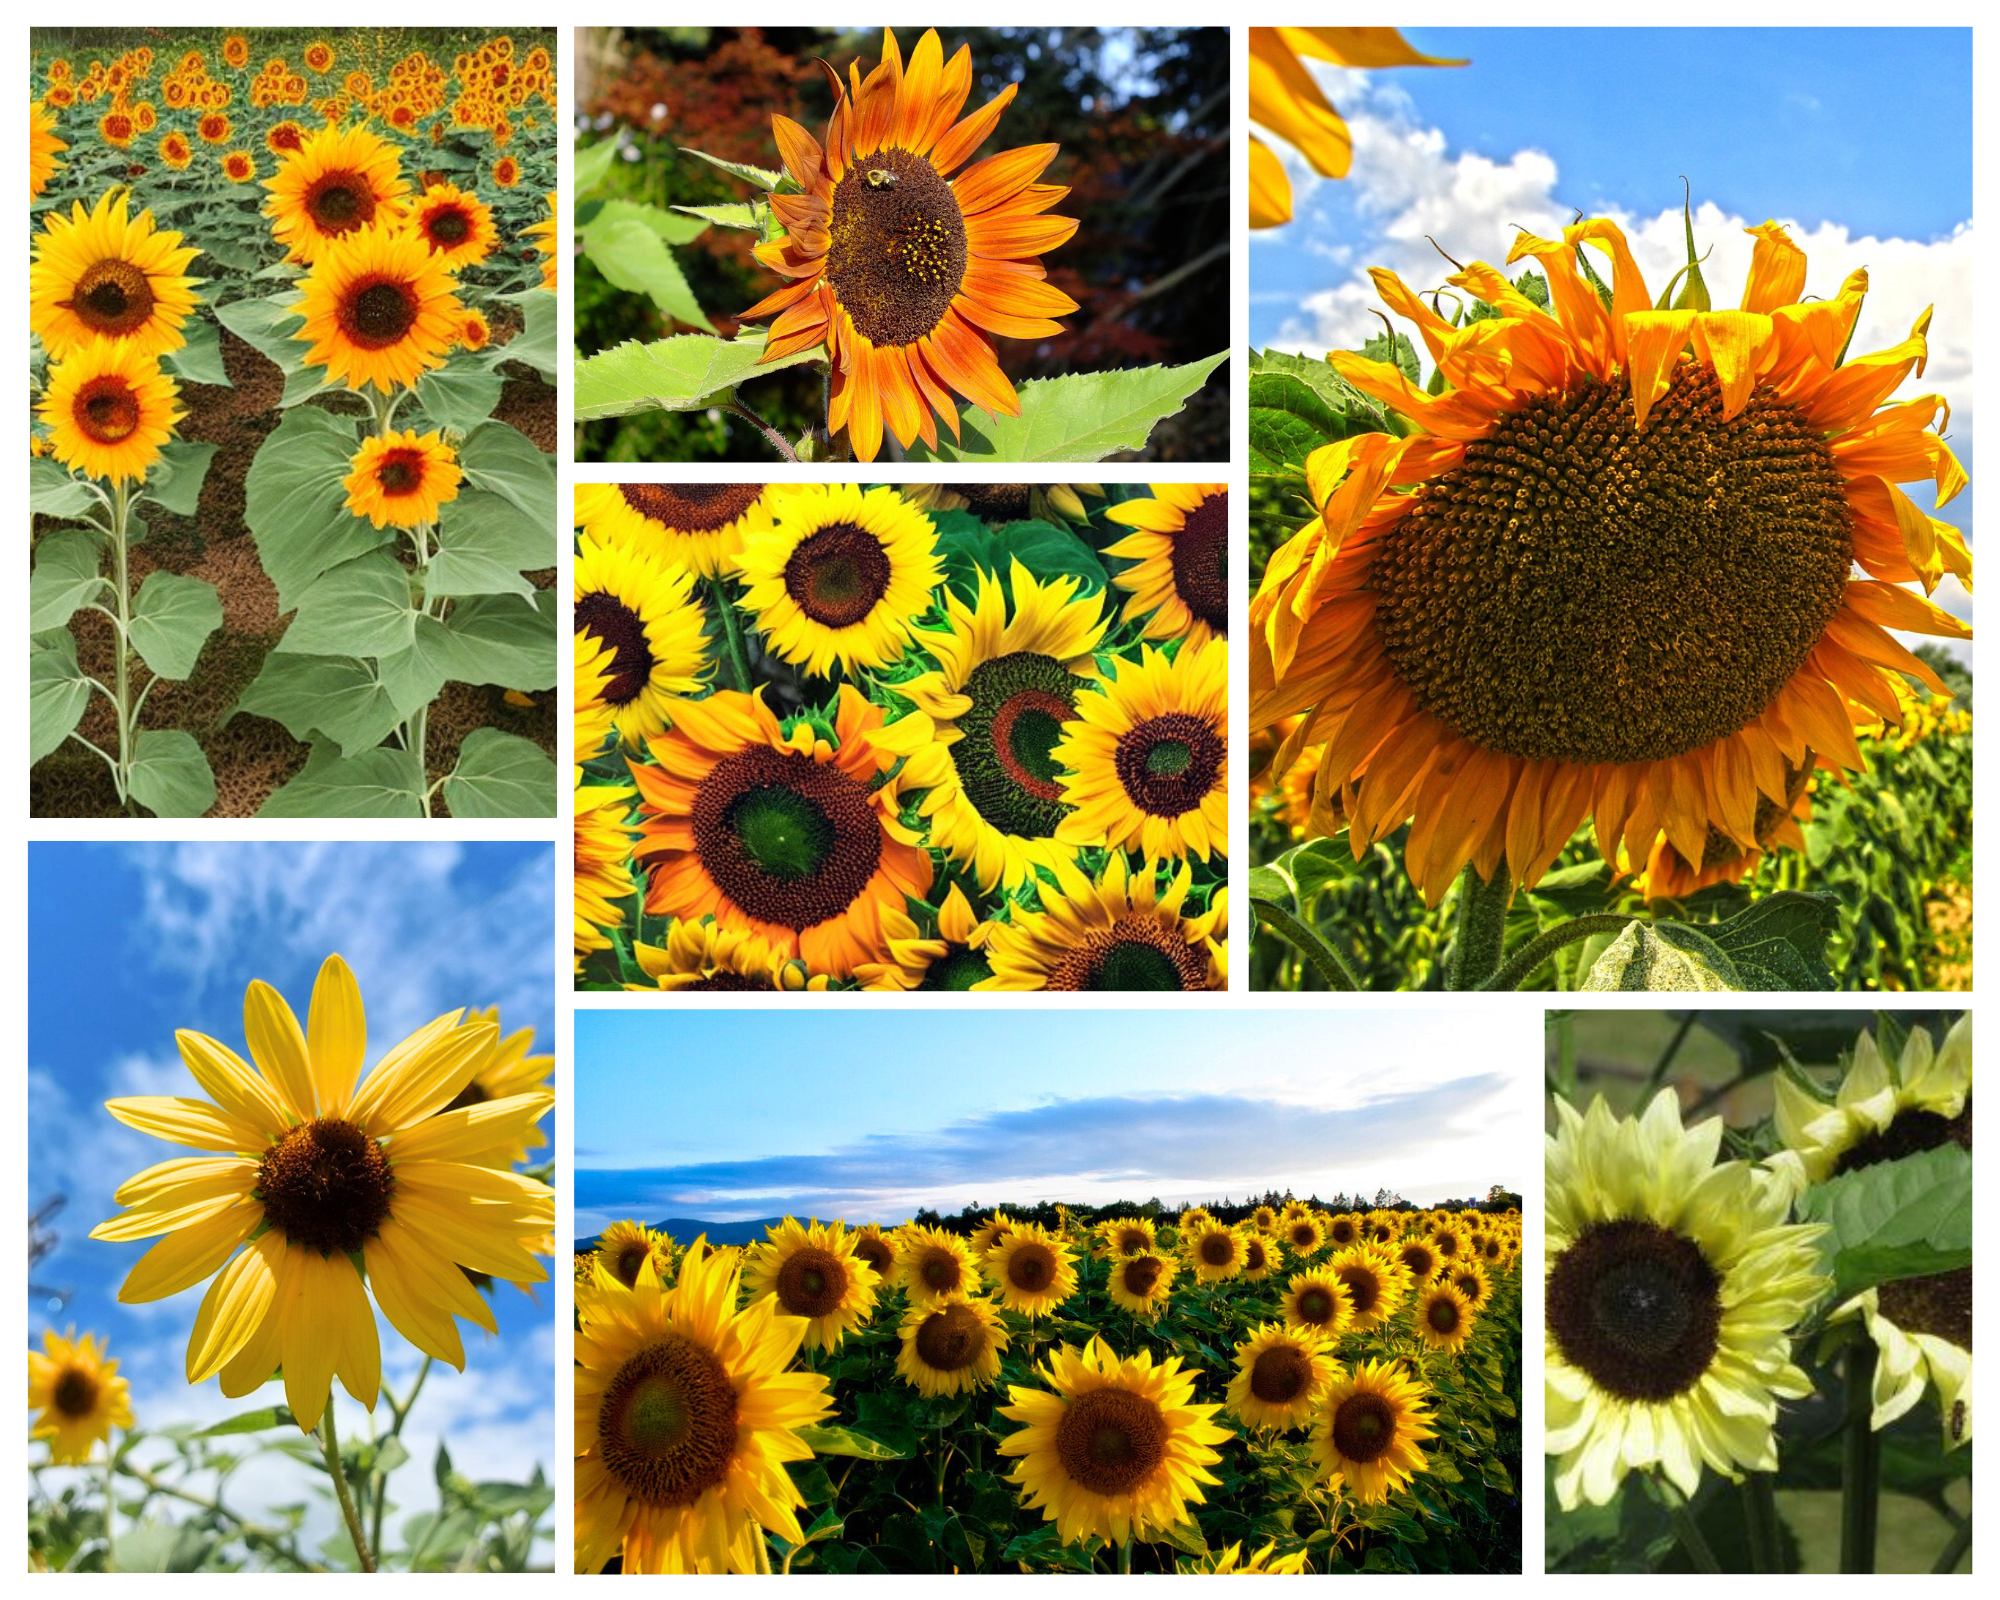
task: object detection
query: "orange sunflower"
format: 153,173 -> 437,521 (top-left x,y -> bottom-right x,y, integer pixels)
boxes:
739,27 -> 1079,462
32,101 -> 68,196
628,686 -> 937,979
1251,216 -> 1972,905
222,151 -> 256,183
262,122 -> 411,262
342,429 -> 462,528
293,222 -> 462,393
159,131 -> 193,170
409,180 -> 497,271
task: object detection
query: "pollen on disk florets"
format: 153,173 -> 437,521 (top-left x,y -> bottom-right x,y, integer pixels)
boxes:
825,146 -> 967,347
598,1334 -> 740,1508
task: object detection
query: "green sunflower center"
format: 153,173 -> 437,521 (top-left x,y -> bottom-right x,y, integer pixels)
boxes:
305,170 -> 375,234
1169,489 -> 1230,635
574,591 -> 656,707
1370,364 -> 1854,765
783,520 -> 892,629
1296,1287 -> 1335,1326
255,1116 -> 395,1257
952,651 -> 1079,837
1043,916 -> 1207,992
775,1244 -> 848,1319
1330,1391 -> 1396,1463
620,482 -> 765,534
75,378 -> 141,445
825,146 -> 967,347
914,1302 -> 988,1372
341,277 -> 420,349
1546,1218 -> 1722,1403
692,745 -> 883,932
919,943 -> 994,991
53,1369 -> 99,1419
599,1333 -> 738,1507
729,786 -> 834,880
1055,1386 -> 1170,1496
1251,1343 -> 1311,1404
67,257 -> 157,338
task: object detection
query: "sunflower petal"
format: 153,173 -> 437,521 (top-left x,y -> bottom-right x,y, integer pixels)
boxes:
306,953 -> 367,1117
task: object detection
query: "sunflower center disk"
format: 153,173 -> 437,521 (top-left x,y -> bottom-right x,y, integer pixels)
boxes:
1170,490 -> 1230,634
1427,1297 -> 1461,1335
826,147 -> 968,347
599,1334 -> 739,1507
1297,1289 -> 1334,1326
1055,1387 -> 1170,1496
1834,1099 -> 1972,1174
429,207 -> 472,245
1369,366 -> 1854,765
376,450 -> 424,495
621,482 -> 766,531
77,380 -> 141,445
1008,1243 -> 1056,1291
1878,1268 -> 1972,1349
1043,915 -> 1206,992
953,652 -> 1080,834
776,1245 -> 848,1318
574,592 -> 657,707
853,1238 -> 894,1278
306,171 -> 374,233
687,971 -> 768,991
920,944 -> 994,991
69,258 -> 158,337
1547,1218 -> 1722,1402
915,1303 -> 987,1371
1124,1257 -> 1164,1296
340,278 -> 421,351
612,1245 -> 649,1287
919,1251 -> 961,1293
256,1116 -> 395,1257
54,1370 -> 99,1418
1200,1234 -> 1234,1266
1251,1344 -> 1311,1404
1115,712 -> 1224,818
1335,1266 -> 1380,1317
961,485 -> 1034,520
783,521 -> 891,629
1331,1392 -> 1396,1463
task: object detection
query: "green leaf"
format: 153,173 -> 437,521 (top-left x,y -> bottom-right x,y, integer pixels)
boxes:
130,572 -> 222,680
1154,1520 -> 1210,1559
259,742 -> 425,818
1703,892 -> 1839,991
1247,347 -> 1390,474
378,627 -> 454,717
795,1424 -> 911,1461
30,630 -> 92,764
414,360 -> 505,433
162,315 -> 231,386
128,729 -> 215,817
1794,1143 -> 1971,1299
931,511 -> 1105,605
213,294 -> 331,406
581,215 -> 717,331
486,288 -> 556,380
277,549 -> 419,659
1360,329 -> 1420,387
428,490 -> 550,599
1578,920 -> 1740,991
30,456 -> 99,518
442,728 -> 556,817
458,422 -> 557,534
140,440 -> 219,518
230,653 -> 403,757
905,352 -> 1230,463
194,1406 -> 295,1437
574,136 -> 621,197
433,591 -> 557,690
573,329 -> 821,420
30,529 -> 106,631
577,197 -> 709,246
669,201 -> 765,231
244,406 -> 391,609
679,145 -> 789,191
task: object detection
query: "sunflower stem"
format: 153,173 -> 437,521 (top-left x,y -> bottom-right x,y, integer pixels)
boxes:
1444,863 -> 1512,990
1931,1517 -> 1970,1574
101,1454 -> 116,1573
726,397 -> 799,464
708,576 -> 755,694
1478,914 -> 1633,992
1840,1340 -> 1880,1573
109,475 -> 135,810
754,1531 -> 773,1574
1662,1486 -> 1718,1574
1741,1472 -> 1780,1573
1250,897 -> 1359,990
1118,1538 -> 1133,1574
320,1403 -> 377,1573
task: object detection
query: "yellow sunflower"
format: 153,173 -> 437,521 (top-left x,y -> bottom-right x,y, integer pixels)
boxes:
743,1217 -> 880,1353
1252,216 -> 1972,906
29,1329 -> 134,1465
1104,483 -> 1229,647
1281,1270 -> 1353,1340
39,336 -> 182,485
262,122 -> 411,262
976,853 -> 1227,993
1445,1257 -> 1493,1312
455,307 -> 493,352
850,1222 -> 901,1286
1324,1213 -> 1362,1250
596,1220 -> 675,1290
1187,1542 -> 1312,1574
1311,1358 -> 1436,1504
1250,1205 -> 1280,1235
735,482 -> 944,676
221,151 -> 256,184
893,561 -> 1111,893
1327,1242 -> 1410,1334
342,428 -> 461,528
1240,1234 -> 1277,1283
89,955 -> 553,1433
739,27 -> 1079,462
574,530 -> 708,749
897,1225 -> 978,1310
576,639 -> 638,978
32,100 -> 68,197
573,482 -> 774,579
1429,1223 -> 1470,1265
986,1220 -> 1078,1318
1106,1251 -> 1178,1319
853,882 -> 1000,991
1227,1321 -> 1335,1433
1184,1217 -> 1248,1284
1095,1217 -> 1158,1261
30,188 -> 201,360
629,686 -> 935,979
968,1210 -> 1017,1259
998,1336 -> 1231,1547
625,918 -> 797,993
409,180 -> 497,270
528,189 -> 558,291
292,222 -> 462,393
575,1244 -> 832,1574
1282,1213 -> 1326,1260
1412,1281 -> 1475,1355
444,1005 -> 553,1166
896,1296 -> 1010,1398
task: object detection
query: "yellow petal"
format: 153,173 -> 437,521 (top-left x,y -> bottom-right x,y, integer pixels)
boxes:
356,1018 -> 498,1134
106,1095 -> 267,1153
244,979 -> 317,1121
119,1201 -> 258,1301
306,954 -> 367,1118
187,1231 -> 284,1384
175,1030 -> 290,1140
1248,136 -> 1292,229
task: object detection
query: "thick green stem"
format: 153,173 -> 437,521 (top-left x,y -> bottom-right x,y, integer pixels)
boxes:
1841,1341 -> 1880,1573
1444,861 -> 1513,990
1251,897 -> 1360,990
319,1404 -> 377,1573
708,576 -> 755,693
1479,914 -> 1632,991
1118,1538 -> 1133,1575
1740,1473 -> 1779,1574
1643,1011 -> 1701,1094
110,477 -> 134,808
1663,1488 -> 1719,1574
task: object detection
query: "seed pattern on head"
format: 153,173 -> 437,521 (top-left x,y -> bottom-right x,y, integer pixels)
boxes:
1114,712 -> 1225,820
959,484 -> 1034,520
1168,490 -> 1229,635
621,482 -> 767,532
1006,1240 -> 1058,1292
53,1369 -> 100,1419
775,1245 -> 850,1319
915,1303 -> 989,1372
574,592 -> 656,707
783,521 -> 893,629
1052,1386 -> 1170,1497
1123,1255 -> 1167,1297
66,260 -> 157,339
256,1117 -> 395,1257
1041,915 -> 1209,992
690,745 -> 883,932
951,652 -> 1080,837
1546,1218 -> 1723,1403
1250,1343 -> 1311,1404
302,167 -> 376,236
825,145 -> 967,347
338,277 -> 420,350
598,1334 -> 739,1508
1329,1391 -> 1398,1463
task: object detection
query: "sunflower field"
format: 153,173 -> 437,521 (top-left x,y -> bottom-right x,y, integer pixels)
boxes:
576,1200 -> 1521,1573
1245,202 -> 1972,993
30,29 -> 559,817
1544,1011 -> 1970,1574
574,482 -> 1227,992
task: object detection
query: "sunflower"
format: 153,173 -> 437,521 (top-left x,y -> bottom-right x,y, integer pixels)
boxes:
99,109 -> 134,148
1311,1358 -> 1435,1505
628,686 -> 935,979
32,101 -> 69,196
976,853 -> 1227,993
443,1005 -> 553,1165
267,120 -> 306,155
409,180 -> 497,270
1187,1542 -> 1313,1575
159,131 -> 193,169
897,1225 -> 978,1310
573,530 -> 708,748
304,41 -> 336,75
222,151 -> 256,183
455,307 -> 493,352
626,918 -> 796,992
1104,483 -> 1230,647
573,482 -> 773,579
292,222 -> 462,393
998,1336 -> 1231,1547
1095,1217 -> 1158,1261
528,190 -> 558,290
1248,29 -> 1463,228
597,1219 -> 674,1289
896,1296 -> 1010,1398
1412,1281 -> 1475,1356
1227,1323 -> 1334,1435
853,882 -> 999,991
1252,218 -> 1972,907
89,954 -> 553,1433
342,428 -> 461,529
894,561 -> 1110,893
1054,638 -> 1227,865
30,188 -> 201,360
1429,1223 -> 1469,1264
910,483 -> 1099,524
197,111 -> 231,145
743,1217 -> 880,1353
1325,1213 -> 1362,1250
493,155 -> 519,186
850,1222 -> 901,1286
1184,1218 -> 1247,1284
986,1221 -> 1078,1318
1281,1270 -> 1353,1340
1446,1258 -> 1493,1312
262,123 -> 411,262
575,1243 -> 832,1574
739,27 -> 1079,462
1546,1088 -> 1829,1509
576,641 -> 638,978
223,35 -> 250,69
1282,1213 -> 1325,1259
1328,1242 -> 1410,1334
968,1210 -> 1017,1259
40,336 -> 182,485
1106,1251 -> 1178,1319
29,1329 -> 134,1465
1632,760 -> 1815,901
736,483 -> 944,676
1240,1235 -> 1276,1283
1251,1205 -> 1279,1235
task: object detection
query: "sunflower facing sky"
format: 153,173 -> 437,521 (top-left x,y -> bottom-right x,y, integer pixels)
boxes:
740,27 -> 1079,461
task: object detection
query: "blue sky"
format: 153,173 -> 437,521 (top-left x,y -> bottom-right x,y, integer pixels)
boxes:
575,1010 -> 1531,1237
28,842 -> 555,1542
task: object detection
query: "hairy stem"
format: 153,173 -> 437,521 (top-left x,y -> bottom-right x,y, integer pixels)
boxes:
1251,897 -> 1360,991
1479,914 -> 1632,991
727,397 -> 799,464
320,1404 -> 377,1573
1444,861 -> 1512,990
708,576 -> 755,693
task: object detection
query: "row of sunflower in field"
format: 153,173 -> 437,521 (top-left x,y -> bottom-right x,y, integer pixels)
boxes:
574,482 -> 1230,991
576,1201 -> 1521,1573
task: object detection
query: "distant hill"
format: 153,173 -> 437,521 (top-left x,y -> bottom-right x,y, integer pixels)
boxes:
574,1217 -> 781,1253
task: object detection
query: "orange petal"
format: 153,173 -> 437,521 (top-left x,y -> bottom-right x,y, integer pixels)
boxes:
962,263 -> 1078,318
738,272 -> 822,322
1739,221 -> 1806,314
965,208 -> 1077,260
931,82 -> 1018,175
769,115 -> 823,190
874,343 -> 927,450
922,309 -> 1018,418
844,341 -> 884,462
1621,311 -> 1694,432
1691,311 -> 1775,420
952,291 -> 1063,341
891,29 -> 944,151
907,343 -> 962,442
953,142 -> 1059,217
916,45 -> 975,156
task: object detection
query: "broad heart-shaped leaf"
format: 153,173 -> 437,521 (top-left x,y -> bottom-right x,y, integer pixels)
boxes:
574,135 -> 621,197
1579,920 -> 1740,991
930,511 -> 1106,605
575,197 -> 709,247
213,293 -> 333,407
30,630 -> 92,764
259,742 -> 425,818
428,490 -> 550,599
905,351 -> 1230,463
679,145 -> 789,192
30,529 -> 107,631
229,653 -> 403,758
162,314 -> 231,386
484,288 -> 556,380
128,729 -> 216,818
1703,891 -> 1839,991
441,728 -> 556,818
29,456 -> 100,518
431,591 -> 558,690
244,406 -> 392,609
276,548 -> 419,659
413,360 -> 505,434
458,421 -> 556,534
1247,347 -> 1390,475
140,440 -> 219,518
580,214 -> 716,331
1794,1143 -> 1971,1300
376,629 -> 451,720
573,329 -> 821,420
130,571 -> 222,681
